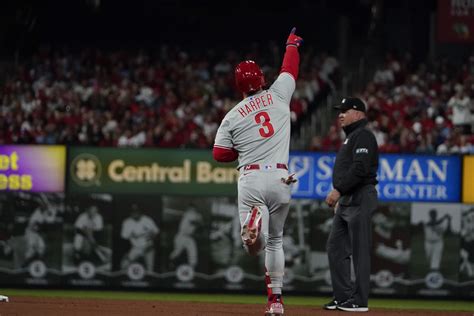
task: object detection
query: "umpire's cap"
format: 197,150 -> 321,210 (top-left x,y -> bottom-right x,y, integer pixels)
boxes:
334,97 -> 366,113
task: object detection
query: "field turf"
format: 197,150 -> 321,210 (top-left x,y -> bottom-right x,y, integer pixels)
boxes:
0,288 -> 473,312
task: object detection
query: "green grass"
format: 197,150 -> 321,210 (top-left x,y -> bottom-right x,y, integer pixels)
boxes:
1,289 -> 473,312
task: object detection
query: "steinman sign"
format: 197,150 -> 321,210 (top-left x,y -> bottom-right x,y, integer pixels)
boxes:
68,147 -> 238,195
289,153 -> 461,202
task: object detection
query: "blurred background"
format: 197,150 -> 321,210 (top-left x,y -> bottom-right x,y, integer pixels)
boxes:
0,0 -> 473,150
0,0 -> 473,300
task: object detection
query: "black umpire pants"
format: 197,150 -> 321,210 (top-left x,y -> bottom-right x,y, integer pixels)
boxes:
327,185 -> 378,306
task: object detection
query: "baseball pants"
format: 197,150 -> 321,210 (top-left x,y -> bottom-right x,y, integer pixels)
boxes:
238,166 -> 291,295
425,240 -> 443,270
327,185 -> 377,306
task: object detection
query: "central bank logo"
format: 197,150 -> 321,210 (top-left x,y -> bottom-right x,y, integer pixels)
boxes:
70,154 -> 102,186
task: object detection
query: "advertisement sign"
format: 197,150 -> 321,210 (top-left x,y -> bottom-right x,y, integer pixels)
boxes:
437,0 -> 474,43
1,192 -> 473,297
370,202 -> 411,296
408,203 -> 461,296
307,200 -> 335,293
289,153 -> 461,203
68,147 -> 461,202
0,145 -> 66,192
459,206 -> 474,298
282,200 -> 321,292
0,192 -> 64,286
206,197 -> 261,291
111,195 -> 163,288
463,156 -> 474,203
67,147 -> 238,195
158,196 -> 211,290
288,153 -> 332,199
62,194 -> 114,287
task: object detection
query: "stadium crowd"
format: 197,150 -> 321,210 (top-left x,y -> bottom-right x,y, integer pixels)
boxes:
0,45 -> 337,148
1,45 -> 473,154
312,53 -> 474,154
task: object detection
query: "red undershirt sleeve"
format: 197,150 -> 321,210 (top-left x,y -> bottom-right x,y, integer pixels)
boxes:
213,146 -> 239,162
280,45 -> 300,80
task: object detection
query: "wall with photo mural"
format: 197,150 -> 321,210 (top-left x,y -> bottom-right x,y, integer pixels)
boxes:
0,145 -> 473,298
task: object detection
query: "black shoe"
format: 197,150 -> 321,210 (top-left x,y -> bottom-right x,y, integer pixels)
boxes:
323,299 -> 339,310
337,299 -> 369,312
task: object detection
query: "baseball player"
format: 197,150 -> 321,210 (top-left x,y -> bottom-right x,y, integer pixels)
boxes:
169,205 -> 202,268
423,209 -> 451,271
120,203 -> 159,272
213,27 -> 303,316
373,211 -> 410,265
209,198 -> 241,267
73,205 -> 108,264
23,195 -> 57,267
460,208 -> 474,277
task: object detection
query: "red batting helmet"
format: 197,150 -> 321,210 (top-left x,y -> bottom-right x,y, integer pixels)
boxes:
235,60 -> 265,94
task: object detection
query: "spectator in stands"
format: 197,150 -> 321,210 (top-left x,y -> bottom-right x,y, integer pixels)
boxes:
0,46 -> 338,149
448,84 -> 472,135
322,52 -> 473,154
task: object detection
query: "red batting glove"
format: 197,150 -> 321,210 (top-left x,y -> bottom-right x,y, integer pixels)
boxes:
286,27 -> 303,48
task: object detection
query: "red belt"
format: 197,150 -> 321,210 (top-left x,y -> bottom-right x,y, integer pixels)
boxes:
243,163 -> 288,171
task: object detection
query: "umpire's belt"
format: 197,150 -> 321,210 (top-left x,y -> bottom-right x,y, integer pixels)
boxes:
243,163 -> 288,171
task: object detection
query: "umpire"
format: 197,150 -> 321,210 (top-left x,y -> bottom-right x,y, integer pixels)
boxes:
324,97 -> 379,312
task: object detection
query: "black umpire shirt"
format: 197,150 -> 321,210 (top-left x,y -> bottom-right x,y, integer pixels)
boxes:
332,118 -> 379,196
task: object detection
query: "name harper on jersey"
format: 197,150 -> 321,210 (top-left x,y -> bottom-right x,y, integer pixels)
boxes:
237,93 -> 274,118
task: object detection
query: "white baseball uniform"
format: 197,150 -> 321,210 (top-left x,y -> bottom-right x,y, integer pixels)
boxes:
424,218 -> 449,270
24,207 -> 57,261
169,209 -> 202,268
73,211 -> 104,252
214,72 -> 294,169
460,209 -> 474,276
121,215 -> 159,272
214,72 -> 295,294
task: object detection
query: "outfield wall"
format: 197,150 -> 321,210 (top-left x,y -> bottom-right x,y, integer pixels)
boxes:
0,146 -> 473,298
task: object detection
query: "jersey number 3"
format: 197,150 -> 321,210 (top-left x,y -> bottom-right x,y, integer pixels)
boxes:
255,111 -> 275,138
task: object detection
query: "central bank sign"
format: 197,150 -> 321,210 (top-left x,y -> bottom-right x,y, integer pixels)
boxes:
289,153 -> 461,202
68,147 -> 238,195
68,148 -> 461,202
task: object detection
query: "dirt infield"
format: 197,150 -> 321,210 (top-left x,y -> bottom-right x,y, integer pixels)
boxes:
0,296 -> 471,316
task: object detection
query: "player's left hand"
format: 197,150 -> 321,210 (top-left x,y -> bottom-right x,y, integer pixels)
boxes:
286,27 -> 303,47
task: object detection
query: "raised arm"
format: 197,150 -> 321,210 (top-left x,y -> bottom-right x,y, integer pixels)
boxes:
280,27 -> 303,80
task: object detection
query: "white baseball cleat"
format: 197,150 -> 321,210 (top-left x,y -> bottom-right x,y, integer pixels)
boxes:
265,295 -> 284,315
241,206 -> 262,246
0,295 -> 9,302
